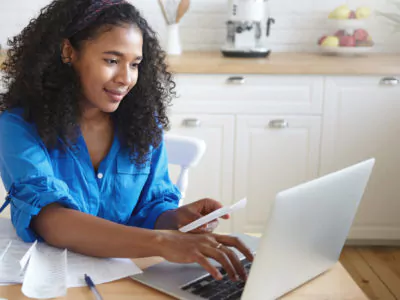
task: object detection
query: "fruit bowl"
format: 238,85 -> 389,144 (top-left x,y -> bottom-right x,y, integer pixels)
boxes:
319,45 -> 372,56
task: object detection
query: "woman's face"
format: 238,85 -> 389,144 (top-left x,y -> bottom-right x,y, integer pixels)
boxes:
71,24 -> 143,113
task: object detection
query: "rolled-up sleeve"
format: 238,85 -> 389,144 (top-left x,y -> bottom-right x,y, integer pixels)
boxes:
0,111 -> 78,242
127,137 -> 181,229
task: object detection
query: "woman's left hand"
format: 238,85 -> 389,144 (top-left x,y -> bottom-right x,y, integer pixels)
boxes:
155,198 -> 230,233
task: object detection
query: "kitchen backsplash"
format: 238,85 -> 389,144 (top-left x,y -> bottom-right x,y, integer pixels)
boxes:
0,0 -> 398,53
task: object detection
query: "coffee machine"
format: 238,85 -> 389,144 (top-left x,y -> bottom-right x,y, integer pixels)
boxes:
221,0 -> 275,58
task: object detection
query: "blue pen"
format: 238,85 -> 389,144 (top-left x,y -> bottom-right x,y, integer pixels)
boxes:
84,274 -> 104,300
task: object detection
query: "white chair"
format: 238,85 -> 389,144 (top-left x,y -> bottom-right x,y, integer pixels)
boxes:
164,134 -> 206,206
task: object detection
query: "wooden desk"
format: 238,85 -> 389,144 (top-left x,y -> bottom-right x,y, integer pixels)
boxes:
0,257 -> 368,300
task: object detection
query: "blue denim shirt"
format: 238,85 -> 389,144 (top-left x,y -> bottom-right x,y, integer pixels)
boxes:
0,108 -> 180,242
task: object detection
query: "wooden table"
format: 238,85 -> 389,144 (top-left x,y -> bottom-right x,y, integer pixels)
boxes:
0,257 -> 368,300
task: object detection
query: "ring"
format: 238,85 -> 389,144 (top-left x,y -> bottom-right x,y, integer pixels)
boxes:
216,243 -> 223,249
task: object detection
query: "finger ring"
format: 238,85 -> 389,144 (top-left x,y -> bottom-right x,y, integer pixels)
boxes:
216,243 -> 223,249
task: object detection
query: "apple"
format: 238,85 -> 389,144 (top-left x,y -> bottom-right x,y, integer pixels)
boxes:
356,7 -> 371,19
321,36 -> 340,47
334,30 -> 346,37
354,29 -> 369,41
339,35 -> 356,47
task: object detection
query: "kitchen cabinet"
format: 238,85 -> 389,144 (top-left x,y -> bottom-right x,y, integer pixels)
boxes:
169,74 -> 324,234
320,76 -> 400,240
170,73 -> 400,242
233,115 -> 321,233
167,114 -> 235,233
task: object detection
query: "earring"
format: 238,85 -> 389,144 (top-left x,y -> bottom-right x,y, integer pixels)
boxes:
61,55 -> 72,66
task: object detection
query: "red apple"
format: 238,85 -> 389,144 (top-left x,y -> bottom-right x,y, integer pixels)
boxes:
334,30 -> 346,37
339,35 -> 356,47
349,11 -> 357,19
318,35 -> 327,45
354,29 -> 369,41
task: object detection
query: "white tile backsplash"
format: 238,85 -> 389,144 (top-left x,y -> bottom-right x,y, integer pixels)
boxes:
0,0 -> 397,53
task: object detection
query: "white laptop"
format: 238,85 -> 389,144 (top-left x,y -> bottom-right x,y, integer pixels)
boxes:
132,158 -> 375,300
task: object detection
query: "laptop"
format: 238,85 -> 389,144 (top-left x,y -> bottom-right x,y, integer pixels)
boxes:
131,158 -> 375,300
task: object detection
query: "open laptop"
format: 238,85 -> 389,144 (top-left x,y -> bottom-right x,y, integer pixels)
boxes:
132,158 -> 375,300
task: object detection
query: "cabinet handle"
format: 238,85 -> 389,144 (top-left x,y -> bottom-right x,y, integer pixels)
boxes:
226,76 -> 245,85
380,77 -> 399,86
182,118 -> 201,128
268,119 -> 289,129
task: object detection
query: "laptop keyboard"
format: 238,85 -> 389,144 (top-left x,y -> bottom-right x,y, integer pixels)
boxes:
181,259 -> 252,300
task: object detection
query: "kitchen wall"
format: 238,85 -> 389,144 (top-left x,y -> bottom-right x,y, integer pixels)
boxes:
0,0 -> 398,53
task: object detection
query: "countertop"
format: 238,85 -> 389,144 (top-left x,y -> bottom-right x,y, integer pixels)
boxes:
2,51 -> 400,75
167,51 -> 400,75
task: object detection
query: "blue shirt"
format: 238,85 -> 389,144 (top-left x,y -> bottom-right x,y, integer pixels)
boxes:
0,108 -> 180,242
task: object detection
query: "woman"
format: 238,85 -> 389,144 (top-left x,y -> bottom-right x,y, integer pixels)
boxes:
0,0 -> 252,281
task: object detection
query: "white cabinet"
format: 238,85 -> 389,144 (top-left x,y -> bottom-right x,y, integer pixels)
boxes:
170,74 -> 324,234
170,73 -> 400,242
320,76 -> 400,240
233,116 -> 321,233
167,114 -> 235,233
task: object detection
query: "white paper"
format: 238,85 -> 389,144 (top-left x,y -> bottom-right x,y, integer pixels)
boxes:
0,241 -> 11,261
21,243 -> 67,299
0,239 -> 32,284
67,251 -> 142,287
0,218 -> 18,240
0,218 -> 142,293
19,240 -> 37,271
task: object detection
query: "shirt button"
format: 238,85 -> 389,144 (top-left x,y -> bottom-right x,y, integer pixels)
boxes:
97,173 -> 104,179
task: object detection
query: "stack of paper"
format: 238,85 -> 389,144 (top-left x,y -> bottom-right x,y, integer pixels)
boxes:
0,218 -> 142,299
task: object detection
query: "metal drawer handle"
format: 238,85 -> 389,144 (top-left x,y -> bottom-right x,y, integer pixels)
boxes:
182,118 -> 201,128
380,77 -> 399,86
268,119 -> 289,129
226,76 -> 245,85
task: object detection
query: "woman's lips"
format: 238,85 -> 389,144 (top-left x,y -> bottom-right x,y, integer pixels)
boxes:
104,88 -> 127,102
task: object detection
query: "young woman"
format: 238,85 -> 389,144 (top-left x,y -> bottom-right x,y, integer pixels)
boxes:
0,0 -> 252,281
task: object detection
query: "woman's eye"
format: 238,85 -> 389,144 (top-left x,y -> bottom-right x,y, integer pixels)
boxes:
105,59 -> 118,64
131,63 -> 139,69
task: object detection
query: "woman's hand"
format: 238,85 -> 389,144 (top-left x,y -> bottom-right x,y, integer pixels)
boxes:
155,198 -> 230,233
157,230 -> 254,281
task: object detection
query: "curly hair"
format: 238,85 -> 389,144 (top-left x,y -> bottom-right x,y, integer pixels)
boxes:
0,0 -> 175,165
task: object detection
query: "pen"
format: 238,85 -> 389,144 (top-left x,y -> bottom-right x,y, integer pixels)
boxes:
84,273 -> 104,300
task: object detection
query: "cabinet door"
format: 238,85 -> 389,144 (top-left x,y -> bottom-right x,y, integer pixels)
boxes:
321,76 -> 400,240
234,116 -> 321,233
168,114 -> 235,233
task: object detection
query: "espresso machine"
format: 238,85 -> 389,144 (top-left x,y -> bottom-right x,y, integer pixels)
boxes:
221,0 -> 275,58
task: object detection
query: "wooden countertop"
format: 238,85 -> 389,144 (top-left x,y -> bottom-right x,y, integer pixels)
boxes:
2,51 -> 400,75
0,258 -> 368,300
167,51 -> 400,75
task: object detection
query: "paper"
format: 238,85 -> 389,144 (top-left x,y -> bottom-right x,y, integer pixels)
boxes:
0,218 -> 143,298
66,251 -> 142,287
0,239 -> 32,284
179,198 -> 247,233
19,240 -> 37,271
21,243 -> 67,299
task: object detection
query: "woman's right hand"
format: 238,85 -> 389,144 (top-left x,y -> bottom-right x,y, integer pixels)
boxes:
156,231 -> 254,281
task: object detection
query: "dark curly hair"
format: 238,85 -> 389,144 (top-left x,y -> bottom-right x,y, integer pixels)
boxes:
0,0 -> 175,165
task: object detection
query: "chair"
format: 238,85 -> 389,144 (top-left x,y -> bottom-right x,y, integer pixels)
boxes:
164,134 -> 206,206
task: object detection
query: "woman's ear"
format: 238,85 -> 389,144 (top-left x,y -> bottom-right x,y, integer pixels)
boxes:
60,39 -> 75,65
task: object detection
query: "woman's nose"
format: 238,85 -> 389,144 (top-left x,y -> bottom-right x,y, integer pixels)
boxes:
115,65 -> 134,85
